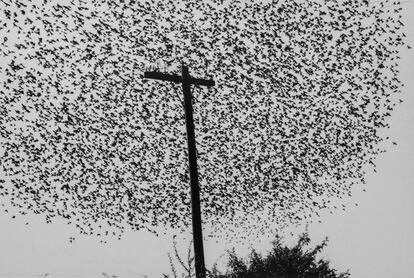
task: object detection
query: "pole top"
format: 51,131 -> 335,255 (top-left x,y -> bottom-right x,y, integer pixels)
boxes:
144,64 -> 215,87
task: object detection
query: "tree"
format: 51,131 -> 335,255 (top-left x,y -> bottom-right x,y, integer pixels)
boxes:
0,0 -> 407,242
216,232 -> 350,278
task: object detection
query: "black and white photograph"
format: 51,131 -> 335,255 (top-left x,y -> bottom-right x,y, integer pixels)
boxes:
0,0 -> 413,277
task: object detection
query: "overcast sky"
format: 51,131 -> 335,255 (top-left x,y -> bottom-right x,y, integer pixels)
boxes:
0,2 -> 413,278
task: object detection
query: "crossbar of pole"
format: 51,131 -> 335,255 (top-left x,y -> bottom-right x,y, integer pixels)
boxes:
144,64 -> 215,278
189,77 -> 215,87
144,71 -> 182,83
144,71 -> 215,87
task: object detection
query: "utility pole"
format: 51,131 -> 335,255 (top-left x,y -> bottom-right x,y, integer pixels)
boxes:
144,64 -> 215,278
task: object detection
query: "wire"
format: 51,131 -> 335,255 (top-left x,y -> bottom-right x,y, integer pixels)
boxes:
173,84 -> 185,109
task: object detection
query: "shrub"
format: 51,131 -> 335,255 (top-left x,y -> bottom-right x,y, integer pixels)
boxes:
216,232 -> 350,278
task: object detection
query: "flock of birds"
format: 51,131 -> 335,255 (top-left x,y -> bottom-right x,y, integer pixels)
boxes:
0,0 -> 408,243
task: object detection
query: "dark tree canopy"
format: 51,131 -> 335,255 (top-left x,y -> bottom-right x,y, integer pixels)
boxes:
0,0 -> 407,242
211,232 -> 350,278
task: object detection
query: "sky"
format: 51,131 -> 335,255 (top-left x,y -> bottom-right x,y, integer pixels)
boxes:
0,1 -> 413,278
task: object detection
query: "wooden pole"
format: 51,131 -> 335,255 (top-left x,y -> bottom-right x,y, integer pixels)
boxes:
182,65 -> 206,278
144,65 -> 215,278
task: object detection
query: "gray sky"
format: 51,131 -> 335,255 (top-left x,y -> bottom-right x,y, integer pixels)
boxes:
0,2 -> 413,278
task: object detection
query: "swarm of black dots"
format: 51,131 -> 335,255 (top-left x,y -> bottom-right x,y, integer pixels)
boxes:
0,0 -> 408,243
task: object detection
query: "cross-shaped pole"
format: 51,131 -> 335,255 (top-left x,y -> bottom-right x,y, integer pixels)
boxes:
144,64 -> 215,278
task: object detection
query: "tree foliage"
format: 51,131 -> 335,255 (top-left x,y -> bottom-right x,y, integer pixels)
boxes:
0,0 -> 407,241
214,232 -> 350,278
